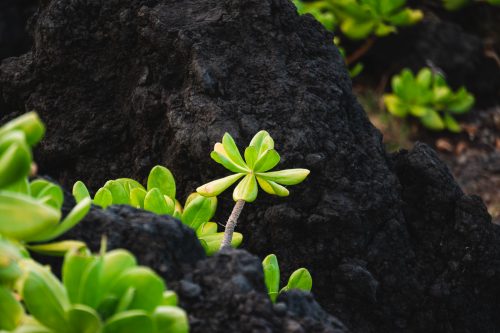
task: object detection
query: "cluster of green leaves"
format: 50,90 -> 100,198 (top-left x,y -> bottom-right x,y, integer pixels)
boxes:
5,244 -> 188,333
196,131 -> 310,202
76,166 -> 242,255
262,254 -> 312,303
383,68 -> 475,132
294,0 -> 423,40
0,113 -> 189,332
442,0 -> 500,11
0,113 -> 91,255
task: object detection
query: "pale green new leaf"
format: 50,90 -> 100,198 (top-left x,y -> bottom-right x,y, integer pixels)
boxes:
73,181 -> 91,204
262,254 -> 280,303
196,173 -> 244,197
153,306 -> 189,333
282,268 -> 313,293
147,166 -> 176,199
94,188 -> 113,208
233,174 -> 258,202
258,169 -> 310,186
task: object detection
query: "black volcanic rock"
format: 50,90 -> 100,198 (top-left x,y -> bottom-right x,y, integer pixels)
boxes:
1,0 -> 500,331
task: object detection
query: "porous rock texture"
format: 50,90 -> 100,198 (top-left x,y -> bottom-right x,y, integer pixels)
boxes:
1,0 -> 500,332
0,0 -> 37,60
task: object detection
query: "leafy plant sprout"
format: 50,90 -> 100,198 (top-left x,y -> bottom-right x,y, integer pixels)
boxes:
197,131 -> 310,250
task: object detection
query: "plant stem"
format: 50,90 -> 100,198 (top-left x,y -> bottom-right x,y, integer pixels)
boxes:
346,36 -> 376,65
220,199 -> 245,250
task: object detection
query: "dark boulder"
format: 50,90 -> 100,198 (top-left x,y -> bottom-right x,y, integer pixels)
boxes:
1,0 -> 500,331
173,249 -> 349,333
0,0 -> 37,60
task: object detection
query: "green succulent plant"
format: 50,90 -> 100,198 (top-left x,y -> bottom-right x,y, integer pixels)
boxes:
5,244 -> 188,333
196,131 -> 310,250
294,0 -> 422,40
0,238 -> 25,330
76,166 -> 242,255
442,0 -> 500,10
0,113 -> 91,256
262,254 -> 313,303
383,68 -> 475,132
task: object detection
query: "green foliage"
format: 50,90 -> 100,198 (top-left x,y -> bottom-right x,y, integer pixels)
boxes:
294,0 -> 423,40
196,131 -> 310,203
0,114 -> 91,256
76,167 -> 242,255
383,68 -> 475,132
262,254 -> 312,303
5,245 -> 189,333
442,0 -> 500,11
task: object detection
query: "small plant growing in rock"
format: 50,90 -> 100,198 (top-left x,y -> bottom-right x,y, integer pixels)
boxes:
0,113 -> 91,256
262,254 -> 313,303
76,166 -> 242,255
196,131 -> 310,250
383,68 -> 475,132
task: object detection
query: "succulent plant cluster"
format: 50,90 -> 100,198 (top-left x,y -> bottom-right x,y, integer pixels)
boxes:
0,113 -> 188,332
76,166 -> 243,255
262,254 -> 313,303
383,68 -> 475,132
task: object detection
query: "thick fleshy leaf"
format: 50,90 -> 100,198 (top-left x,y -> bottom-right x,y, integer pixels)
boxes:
67,304 -> 103,333
383,94 -> 408,117
281,268 -> 312,293
144,188 -> 174,216
341,18 -> 376,39
181,194 -> 217,230
374,22 -> 396,36
19,260 -> 71,331
253,149 -> 280,172
103,310 -> 153,333
28,197 -> 91,242
147,166 -> 176,199
249,130 -> 272,158
262,254 -> 280,303
232,174 -> 258,202
3,177 -> 30,194
0,285 -> 24,330
33,182 -> 64,210
115,287 -> 136,313
0,143 -> 31,189
27,241 -> 86,256
115,179 -> 144,194
109,267 -> 165,312
104,181 -> 129,205
210,150 -> 248,173
447,88 -> 474,114
199,232 -> 243,256
63,248 -> 94,304
0,112 -> 45,147
244,146 -> 258,169
409,105 -> 432,117
256,177 -> 289,197
257,169 -> 310,186
196,173 -> 244,197
73,181 -> 91,203
0,191 -> 60,241
222,133 -> 247,169
130,188 -> 147,209
161,291 -> 178,306
387,8 -> 423,26
196,222 -> 218,237
0,239 -> 23,284
443,113 -> 461,133
173,200 -> 183,220
94,188 -> 113,208
416,68 -> 433,89
153,306 -> 189,333
77,255 -> 104,308
100,250 -> 137,296
420,109 -> 445,131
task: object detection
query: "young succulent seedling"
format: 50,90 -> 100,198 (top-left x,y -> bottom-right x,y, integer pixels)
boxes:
0,113 -> 91,255
76,165 -> 243,255
8,243 -> 189,333
383,68 -> 475,132
442,0 -> 500,10
262,254 -> 313,303
196,131 -> 310,250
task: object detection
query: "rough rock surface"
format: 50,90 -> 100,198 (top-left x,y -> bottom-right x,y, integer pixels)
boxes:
173,249 -> 349,333
1,0 -> 500,332
0,0 -> 37,60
